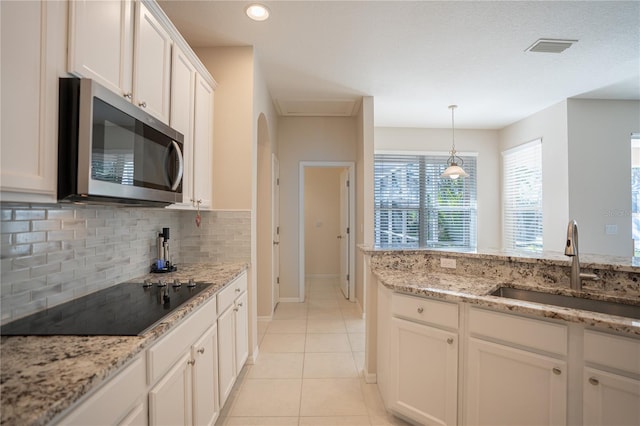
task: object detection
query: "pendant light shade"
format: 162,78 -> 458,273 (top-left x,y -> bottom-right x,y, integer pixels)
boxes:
441,105 -> 469,179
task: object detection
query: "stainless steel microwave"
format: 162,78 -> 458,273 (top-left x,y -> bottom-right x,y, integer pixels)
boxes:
58,78 -> 184,206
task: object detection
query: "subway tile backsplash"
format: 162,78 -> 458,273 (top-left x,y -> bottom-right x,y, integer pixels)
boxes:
0,203 -> 250,324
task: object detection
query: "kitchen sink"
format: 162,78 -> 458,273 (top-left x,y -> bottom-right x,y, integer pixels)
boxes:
490,286 -> 640,320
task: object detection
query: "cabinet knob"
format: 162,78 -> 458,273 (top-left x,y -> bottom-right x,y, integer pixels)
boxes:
198,347 -> 205,355
447,338 -> 454,344
138,101 -> 147,108
187,359 -> 195,366
588,377 -> 599,386
123,92 -> 132,99
233,307 -> 239,312
417,307 -> 424,314
238,302 -> 243,307
552,368 -> 562,375
235,288 -> 241,293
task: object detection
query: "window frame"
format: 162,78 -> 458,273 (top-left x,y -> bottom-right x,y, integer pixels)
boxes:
374,150 -> 478,250
501,138 -> 543,253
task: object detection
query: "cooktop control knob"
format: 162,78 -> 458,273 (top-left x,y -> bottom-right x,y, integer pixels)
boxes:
157,279 -> 167,287
187,278 -> 197,288
142,279 -> 152,288
172,279 -> 182,288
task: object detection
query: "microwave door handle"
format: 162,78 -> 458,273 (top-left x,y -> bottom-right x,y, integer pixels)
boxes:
170,140 -> 184,191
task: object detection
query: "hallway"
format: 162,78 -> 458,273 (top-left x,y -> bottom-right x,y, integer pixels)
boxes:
216,277 -> 410,425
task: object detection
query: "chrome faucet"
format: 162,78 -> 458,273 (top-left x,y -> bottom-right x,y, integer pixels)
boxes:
564,219 -> 599,291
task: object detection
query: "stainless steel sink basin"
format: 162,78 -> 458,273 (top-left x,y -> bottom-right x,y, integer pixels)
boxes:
490,287 -> 640,320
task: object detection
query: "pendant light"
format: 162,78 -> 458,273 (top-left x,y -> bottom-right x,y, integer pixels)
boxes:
441,105 -> 469,180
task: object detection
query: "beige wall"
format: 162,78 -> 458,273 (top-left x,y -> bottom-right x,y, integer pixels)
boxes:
278,116 -> 357,300
304,168 -> 342,276
375,127 -> 501,250
195,47 -> 254,210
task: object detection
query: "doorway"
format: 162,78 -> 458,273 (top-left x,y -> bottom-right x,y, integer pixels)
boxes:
299,162 -> 355,302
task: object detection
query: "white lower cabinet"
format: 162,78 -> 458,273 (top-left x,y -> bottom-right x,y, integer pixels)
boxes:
234,291 -> 249,370
217,272 -> 249,407
390,317 -> 458,425
582,329 -> 640,426
387,292 -> 459,425
465,337 -> 567,426
55,355 -> 147,425
192,324 -> 220,426
148,324 -> 221,426
149,352 -> 193,426
217,304 -> 236,407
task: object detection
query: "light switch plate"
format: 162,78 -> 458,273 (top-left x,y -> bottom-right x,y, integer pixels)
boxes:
605,224 -> 618,235
441,257 -> 456,269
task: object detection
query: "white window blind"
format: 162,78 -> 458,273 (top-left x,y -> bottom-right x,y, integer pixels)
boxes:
502,139 -> 543,252
374,153 -> 477,250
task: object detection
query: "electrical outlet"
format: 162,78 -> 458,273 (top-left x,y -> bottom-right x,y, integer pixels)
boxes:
605,224 -> 618,235
441,257 -> 456,269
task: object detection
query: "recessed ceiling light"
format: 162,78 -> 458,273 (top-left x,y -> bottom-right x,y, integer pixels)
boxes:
245,4 -> 270,21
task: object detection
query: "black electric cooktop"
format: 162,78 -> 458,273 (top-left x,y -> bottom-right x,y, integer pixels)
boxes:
0,280 -> 213,336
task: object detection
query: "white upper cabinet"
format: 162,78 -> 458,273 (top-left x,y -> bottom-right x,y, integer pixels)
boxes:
68,0 -> 134,99
68,0 -> 172,123
170,45 -> 197,206
192,74 -> 214,209
0,0 -> 66,202
133,1 -> 172,123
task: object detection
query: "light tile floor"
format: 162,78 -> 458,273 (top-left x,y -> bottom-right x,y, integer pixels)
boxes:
216,277 -> 412,426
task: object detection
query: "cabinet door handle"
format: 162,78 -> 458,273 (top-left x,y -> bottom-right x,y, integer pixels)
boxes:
235,288 -> 241,292
233,307 -> 239,312
138,101 -> 147,108
198,347 -> 205,354
417,307 -> 424,314
552,368 -> 562,375
187,359 -> 195,366
123,92 -> 132,99
589,377 -> 599,386
447,338 -> 454,345
238,302 -> 243,307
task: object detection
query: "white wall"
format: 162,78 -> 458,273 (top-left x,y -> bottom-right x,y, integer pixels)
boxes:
566,99 -> 640,256
278,117 -> 357,300
375,127 -> 501,250
499,100 -> 569,253
304,168 -> 342,276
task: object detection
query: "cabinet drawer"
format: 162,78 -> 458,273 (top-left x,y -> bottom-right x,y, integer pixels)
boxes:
469,307 -> 567,356
57,356 -> 146,425
217,272 -> 247,313
392,293 -> 458,329
147,295 -> 216,384
584,330 -> 640,375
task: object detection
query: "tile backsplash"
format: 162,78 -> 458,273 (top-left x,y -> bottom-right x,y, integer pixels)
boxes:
0,203 -> 250,324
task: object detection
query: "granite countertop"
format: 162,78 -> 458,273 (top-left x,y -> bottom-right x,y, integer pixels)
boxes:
0,262 -> 247,426
372,268 -> 640,337
360,245 -> 640,273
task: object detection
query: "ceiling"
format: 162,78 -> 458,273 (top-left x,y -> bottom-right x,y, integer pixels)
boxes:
157,0 -> 640,129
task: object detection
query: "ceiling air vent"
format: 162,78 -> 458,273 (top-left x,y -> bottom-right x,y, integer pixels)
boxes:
525,38 -> 577,53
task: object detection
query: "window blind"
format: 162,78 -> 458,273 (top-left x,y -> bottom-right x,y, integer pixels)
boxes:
502,139 -> 543,252
374,153 -> 477,250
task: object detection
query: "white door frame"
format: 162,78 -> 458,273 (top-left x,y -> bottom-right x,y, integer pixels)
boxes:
272,154 -> 280,311
299,161 -> 356,302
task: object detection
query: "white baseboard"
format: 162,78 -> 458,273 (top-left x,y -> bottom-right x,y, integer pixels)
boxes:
355,298 -> 365,318
305,274 -> 339,280
248,346 -> 259,364
279,297 -> 303,303
257,315 -> 273,321
363,371 -> 377,384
